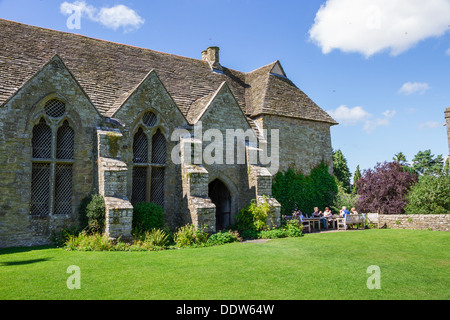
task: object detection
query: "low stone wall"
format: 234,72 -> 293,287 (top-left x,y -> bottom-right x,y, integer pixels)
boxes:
369,213 -> 450,231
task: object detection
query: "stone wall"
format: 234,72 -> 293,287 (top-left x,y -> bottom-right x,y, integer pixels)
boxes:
253,115 -> 334,175
0,56 -> 102,248
111,70 -> 187,230
369,213 -> 450,231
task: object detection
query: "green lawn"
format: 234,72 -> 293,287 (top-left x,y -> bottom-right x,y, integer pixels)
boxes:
0,229 -> 449,300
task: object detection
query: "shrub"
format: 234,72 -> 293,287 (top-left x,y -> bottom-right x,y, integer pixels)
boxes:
78,194 -> 106,232
258,228 -> 289,239
331,182 -> 360,214
259,219 -> 303,239
65,232 -> 114,251
85,194 -> 106,233
405,175 -> 450,214
51,226 -> 82,247
174,224 -> 209,248
284,219 -> 303,237
207,230 -> 241,246
235,198 -> 272,233
78,195 -> 92,229
356,162 -> 418,214
64,229 -> 171,252
134,229 -> 170,248
132,202 -> 165,232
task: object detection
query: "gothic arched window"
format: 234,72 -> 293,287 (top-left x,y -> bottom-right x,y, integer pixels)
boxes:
30,99 -> 74,216
131,112 -> 166,208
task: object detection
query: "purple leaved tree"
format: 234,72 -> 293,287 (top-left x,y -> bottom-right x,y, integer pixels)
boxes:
356,162 -> 418,214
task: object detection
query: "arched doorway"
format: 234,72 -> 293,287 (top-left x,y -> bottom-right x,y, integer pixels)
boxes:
208,179 -> 231,231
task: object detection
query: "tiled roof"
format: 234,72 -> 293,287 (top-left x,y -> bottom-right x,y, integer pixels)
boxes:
0,19 -> 337,125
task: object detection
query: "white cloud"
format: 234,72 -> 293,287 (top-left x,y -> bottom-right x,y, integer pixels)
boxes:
309,0 -> 450,57
418,121 -> 442,130
327,105 -> 396,134
60,1 -> 144,32
97,5 -> 145,32
363,110 -> 396,134
327,105 -> 371,125
398,82 -> 430,95
446,48 -> 450,55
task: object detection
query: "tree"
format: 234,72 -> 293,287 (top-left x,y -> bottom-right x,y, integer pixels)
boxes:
393,152 -> 407,165
411,150 -> 444,175
333,149 -> 351,193
356,162 -> 418,214
272,162 -> 338,216
404,175 -> 450,214
352,165 -> 362,193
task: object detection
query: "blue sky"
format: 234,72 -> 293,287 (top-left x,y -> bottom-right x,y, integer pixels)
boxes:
1,0 -> 449,176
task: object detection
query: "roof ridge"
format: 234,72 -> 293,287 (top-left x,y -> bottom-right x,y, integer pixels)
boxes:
247,61 -> 279,74
0,18 -> 337,125
0,18 -> 215,67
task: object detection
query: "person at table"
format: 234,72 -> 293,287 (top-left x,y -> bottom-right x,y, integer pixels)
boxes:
340,206 -> 350,217
312,207 -> 327,228
312,207 -> 322,217
323,207 -> 333,217
299,212 -> 306,222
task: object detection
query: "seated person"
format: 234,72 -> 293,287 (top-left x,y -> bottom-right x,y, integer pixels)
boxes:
340,206 -> 350,217
299,212 -> 306,223
312,207 -> 322,217
351,207 -> 358,215
312,207 -> 327,228
323,207 -> 333,217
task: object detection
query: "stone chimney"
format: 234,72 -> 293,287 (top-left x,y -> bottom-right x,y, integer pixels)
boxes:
202,46 -> 222,71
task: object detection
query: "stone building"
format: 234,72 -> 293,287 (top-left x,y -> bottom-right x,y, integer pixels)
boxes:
0,19 -> 337,247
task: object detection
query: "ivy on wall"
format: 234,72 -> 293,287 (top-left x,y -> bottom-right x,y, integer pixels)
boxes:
272,161 -> 338,216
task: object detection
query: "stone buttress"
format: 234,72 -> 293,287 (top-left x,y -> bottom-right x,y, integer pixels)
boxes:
97,129 -> 133,241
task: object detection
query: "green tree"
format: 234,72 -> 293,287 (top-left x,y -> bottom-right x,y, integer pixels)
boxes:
333,149 -> 351,193
393,152 -> 407,165
272,162 -> 338,216
405,175 -> 450,214
352,165 -> 362,193
411,150 -> 444,175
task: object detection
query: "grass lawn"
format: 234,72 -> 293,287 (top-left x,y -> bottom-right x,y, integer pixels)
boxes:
0,229 -> 449,300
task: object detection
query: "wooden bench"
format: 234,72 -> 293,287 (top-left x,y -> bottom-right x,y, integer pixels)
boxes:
337,214 -> 366,230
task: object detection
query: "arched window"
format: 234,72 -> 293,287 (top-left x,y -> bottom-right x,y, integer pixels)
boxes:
133,127 -> 148,164
56,120 -> 74,160
132,128 -> 148,204
30,100 -> 74,216
131,113 -> 166,208
152,129 -> 166,164
32,118 -> 52,159
150,129 -> 166,208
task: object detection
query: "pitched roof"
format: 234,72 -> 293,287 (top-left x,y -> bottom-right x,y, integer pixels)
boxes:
0,19 -> 337,125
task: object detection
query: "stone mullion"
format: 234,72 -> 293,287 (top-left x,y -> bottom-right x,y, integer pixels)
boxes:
147,164 -> 152,202
49,124 -> 58,216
